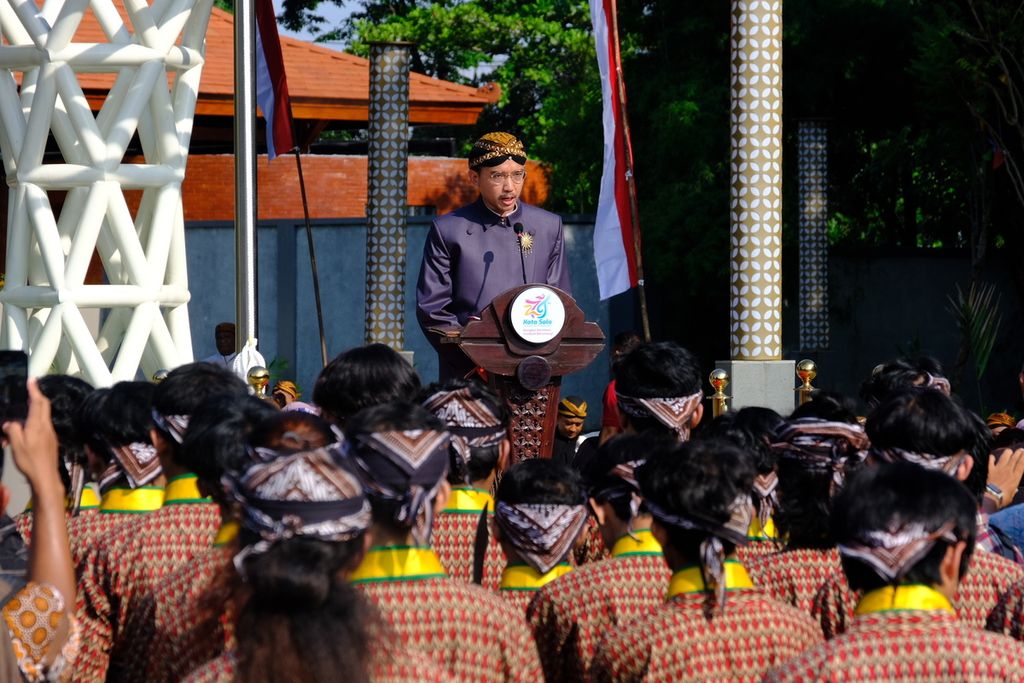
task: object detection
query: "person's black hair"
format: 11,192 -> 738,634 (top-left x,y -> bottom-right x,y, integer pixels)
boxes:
790,391 -> 859,424
249,411 -> 338,452
612,331 -> 643,352
833,462 -> 976,592
637,438 -> 756,562
38,375 -> 93,491
860,356 -> 947,409
346,400 -> 445,438
496,458 -> 584,506
422,379 -> 507,485
610,331 -> 643,370
234,537 -> 373,683
152,363 -> 248,465
179,395 -> 279,504
583,433 -> 674,522
994,428 -> 1024,450
867,388 -> 975,459
78,382 -> 156,467
614,342 -> 702,438
962,406 -> 992,501
699,408 -> 781,475
313,344 -> 422,426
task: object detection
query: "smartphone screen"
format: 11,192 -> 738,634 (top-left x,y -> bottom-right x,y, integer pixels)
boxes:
0,351 -> 28,423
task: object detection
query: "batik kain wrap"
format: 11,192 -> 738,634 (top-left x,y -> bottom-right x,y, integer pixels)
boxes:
615,391 -> 703,442
752,472 -> 779,530
838,521 -> 958,583
771,418 -> 871,495
226,443 -> 372,571
349,429 -> 450,545
924,373 -> 952,396
869,447 -> 965,476
644,493 -> 753,613
494,502 -> 588,574
106,440 -> 162,488
151,409 -> 190,444
423,387 -> 506,484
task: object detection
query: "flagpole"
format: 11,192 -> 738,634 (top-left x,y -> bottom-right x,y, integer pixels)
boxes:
609,0 -> 651,343
234,0 -> 258,353
293,150 -> 329,368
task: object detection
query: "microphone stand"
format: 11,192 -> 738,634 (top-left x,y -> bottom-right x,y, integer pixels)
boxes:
513,223 -> 528,284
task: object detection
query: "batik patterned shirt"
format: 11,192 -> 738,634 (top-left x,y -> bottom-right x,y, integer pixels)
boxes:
591,561 -> 822,682
527,529 -> 670,682
432,488 -> 503,591
351,545 -> 543,682
746,546 -> 842,615
768,586 -> 1024,682
812,548 -> 1024,639
74,475 -> 218,683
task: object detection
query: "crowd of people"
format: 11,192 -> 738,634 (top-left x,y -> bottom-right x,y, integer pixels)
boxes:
2,341 -> 1024,681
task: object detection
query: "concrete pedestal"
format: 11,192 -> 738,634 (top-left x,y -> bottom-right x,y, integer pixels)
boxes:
716,359 -> 796,417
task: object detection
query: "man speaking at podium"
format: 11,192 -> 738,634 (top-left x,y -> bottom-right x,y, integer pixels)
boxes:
416,132 -> 572,381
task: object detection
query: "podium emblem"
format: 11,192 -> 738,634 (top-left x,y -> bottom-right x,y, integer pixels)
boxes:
509,286 -> 566,344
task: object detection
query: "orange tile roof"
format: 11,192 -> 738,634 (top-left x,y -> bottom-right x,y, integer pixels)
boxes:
68,4 -> 497,125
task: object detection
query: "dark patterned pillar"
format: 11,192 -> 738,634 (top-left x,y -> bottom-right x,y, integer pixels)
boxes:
366,42 -> 411,348
797,119 -> 829,351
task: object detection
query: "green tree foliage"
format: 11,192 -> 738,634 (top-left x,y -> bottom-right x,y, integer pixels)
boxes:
279,0 -> 1022,357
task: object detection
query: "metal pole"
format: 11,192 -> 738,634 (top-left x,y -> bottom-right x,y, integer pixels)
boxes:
294,151 -> 329,367
234,0 -> 258,351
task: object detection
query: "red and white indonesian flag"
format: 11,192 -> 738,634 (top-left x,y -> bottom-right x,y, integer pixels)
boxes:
255,0 -> 294,160
590,0 -> 640,300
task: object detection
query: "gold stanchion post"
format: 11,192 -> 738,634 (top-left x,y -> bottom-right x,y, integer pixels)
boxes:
247,366 -> 270,398
795,359 -> 818,405
708,369 -> 731,418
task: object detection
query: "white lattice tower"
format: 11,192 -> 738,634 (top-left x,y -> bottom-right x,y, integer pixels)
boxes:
0,0 -> 212,385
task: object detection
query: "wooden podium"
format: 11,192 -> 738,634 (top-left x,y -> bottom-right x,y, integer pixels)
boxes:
445,285 -> 604,463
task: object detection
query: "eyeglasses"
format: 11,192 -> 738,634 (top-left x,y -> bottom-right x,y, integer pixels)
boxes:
485,170 -> 527,185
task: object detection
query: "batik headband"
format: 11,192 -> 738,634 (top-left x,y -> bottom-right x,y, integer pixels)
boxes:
151,409 -> 190,444
105,439 -> 162,488
615,391 -> 703,442
348,429 -> 451,544
558,398 -> 587,419
468,132 -> 527,169
838,521 -> 958,583
772,419 -> 871,493
645,493 -> 752,611
589,460 -> 645,521
493,501 -> 589,574
924,373 -> 952,396
752,472 -> 779,529
868,447 -> 966,476
423,388 -> 506,483
227,443 -> 371,570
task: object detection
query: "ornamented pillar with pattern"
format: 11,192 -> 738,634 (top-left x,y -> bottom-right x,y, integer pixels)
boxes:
729,0 -> 783,361
719,0 -> 793,415
365,42 -> 412,349
797,120 -> 829,351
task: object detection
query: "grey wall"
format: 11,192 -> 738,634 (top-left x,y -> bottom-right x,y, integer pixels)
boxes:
187,220 -> 1022,426
783,249 -> 1024,415
185,216 -> 636,430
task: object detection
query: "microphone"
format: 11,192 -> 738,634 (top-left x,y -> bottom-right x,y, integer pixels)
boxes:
513,222 -> 527,284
